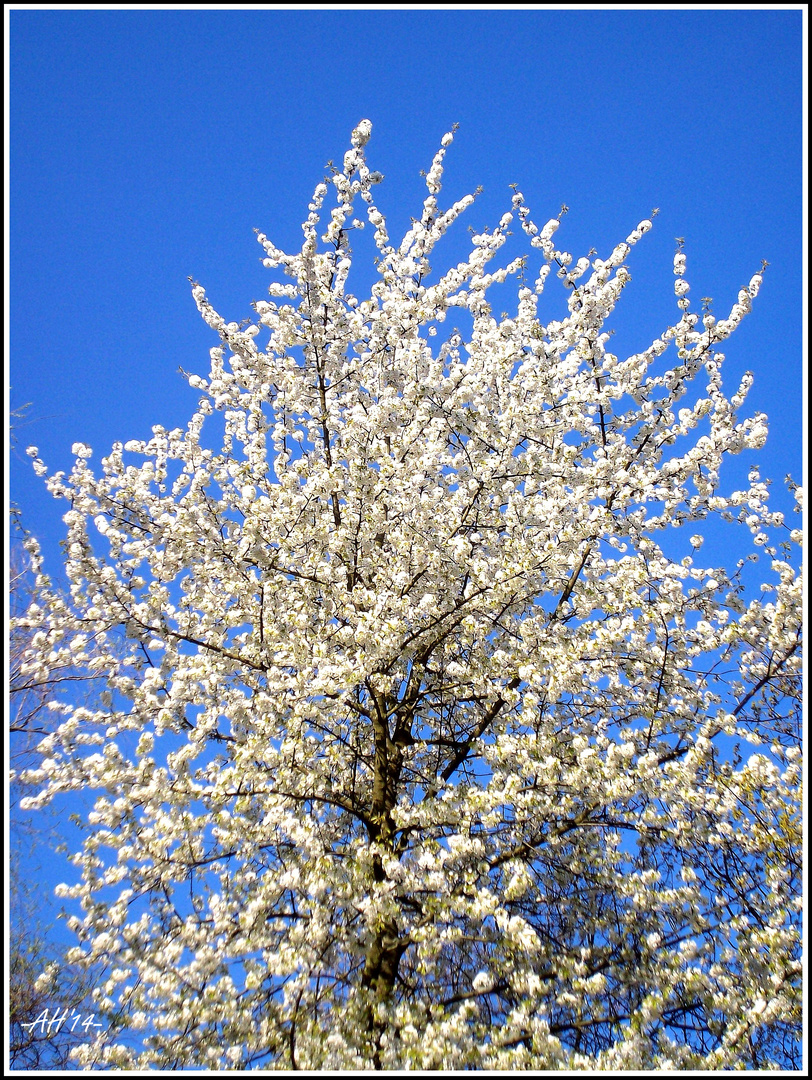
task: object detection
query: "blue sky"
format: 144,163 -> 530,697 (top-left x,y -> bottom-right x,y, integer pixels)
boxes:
9,6 -> 804,568
6,2 -> 805,979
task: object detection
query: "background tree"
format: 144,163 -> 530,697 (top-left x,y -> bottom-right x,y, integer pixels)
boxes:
13,121 -> 802,1070
9,535 -> 100,1070
8,859 -> 100,1071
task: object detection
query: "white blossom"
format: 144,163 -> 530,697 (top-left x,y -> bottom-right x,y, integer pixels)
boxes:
14,122 -> 801,1072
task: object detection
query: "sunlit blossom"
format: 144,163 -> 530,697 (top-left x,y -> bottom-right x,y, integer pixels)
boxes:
13,121 -> 801,1072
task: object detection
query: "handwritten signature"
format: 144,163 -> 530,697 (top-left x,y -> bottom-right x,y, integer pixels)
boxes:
20,1008 -> 104,1036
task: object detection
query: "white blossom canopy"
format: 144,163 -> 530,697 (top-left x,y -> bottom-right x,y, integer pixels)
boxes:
16,120 -> 802,1069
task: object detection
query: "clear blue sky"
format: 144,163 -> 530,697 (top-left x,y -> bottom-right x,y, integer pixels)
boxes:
6,5 -> 805,960
9,7 -> 804,570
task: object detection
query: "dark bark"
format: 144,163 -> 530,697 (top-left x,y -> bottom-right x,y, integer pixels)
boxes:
361,683 -> 411,1064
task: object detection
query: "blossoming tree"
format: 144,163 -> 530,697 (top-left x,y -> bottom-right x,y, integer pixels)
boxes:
16,121 -> 802,1069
